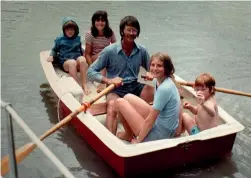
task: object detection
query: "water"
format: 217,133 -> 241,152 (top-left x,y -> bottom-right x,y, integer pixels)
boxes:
1,1 -> 251,178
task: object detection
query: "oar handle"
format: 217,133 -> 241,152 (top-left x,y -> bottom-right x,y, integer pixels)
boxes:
176,81 -> 251,97
141,74 -> 251,97
1,83 -> 117,177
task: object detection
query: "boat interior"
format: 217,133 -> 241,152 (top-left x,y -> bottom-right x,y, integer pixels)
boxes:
51,55 -> 226,141
40,50 -> 245,157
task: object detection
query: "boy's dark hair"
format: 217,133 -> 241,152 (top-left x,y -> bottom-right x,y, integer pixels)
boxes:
195,73 -> 216,95
150,52 -> 175,77
63,21 -> 79,37
91,10 -> 113,38
119,16 -> 140,38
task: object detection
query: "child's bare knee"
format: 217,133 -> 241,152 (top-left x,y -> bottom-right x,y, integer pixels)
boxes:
182,112 -> 190,119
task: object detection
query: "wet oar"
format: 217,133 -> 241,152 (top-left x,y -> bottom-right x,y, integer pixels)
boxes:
1,83 -> 116,176
141,75 -> 251,97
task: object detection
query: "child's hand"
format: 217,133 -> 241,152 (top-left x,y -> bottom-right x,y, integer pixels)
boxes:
47,56 -> 54,62
196,92 -> 205,105
183,101 -> 191,109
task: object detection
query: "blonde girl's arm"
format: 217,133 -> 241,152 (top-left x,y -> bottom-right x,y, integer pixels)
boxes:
135,109 -> 159,143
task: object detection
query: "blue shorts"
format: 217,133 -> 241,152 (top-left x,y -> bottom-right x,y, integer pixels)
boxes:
191,126 -> 200,135
110,81 -> 145,98
143,124 -> 176,142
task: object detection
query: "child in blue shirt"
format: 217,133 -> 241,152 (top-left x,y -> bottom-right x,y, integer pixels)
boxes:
47,17 -> 91,95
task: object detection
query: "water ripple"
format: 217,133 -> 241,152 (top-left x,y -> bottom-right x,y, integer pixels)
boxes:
1,1 -> 251,178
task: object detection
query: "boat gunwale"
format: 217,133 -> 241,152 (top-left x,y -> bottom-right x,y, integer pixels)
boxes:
40,50 -> 244,158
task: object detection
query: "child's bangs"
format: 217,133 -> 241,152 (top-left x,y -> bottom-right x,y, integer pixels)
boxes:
195,74 -> 215,88
195,76 -> 206,87
64,23 -> 77,29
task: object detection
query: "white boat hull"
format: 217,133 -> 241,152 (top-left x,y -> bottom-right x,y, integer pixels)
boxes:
40,51 -> 244,177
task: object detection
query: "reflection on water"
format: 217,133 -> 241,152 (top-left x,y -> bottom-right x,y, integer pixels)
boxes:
39,86 -> 117,178
1,1 -> 251,178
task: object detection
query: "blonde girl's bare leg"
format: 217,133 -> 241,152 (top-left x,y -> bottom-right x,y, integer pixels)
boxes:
124,94 -> 152,118
63,59 -> 77,81
116,110 -> 134,142
115,94 -> 151,137
115,94 -> 152,141
106,93 -> 120,135
140,85 -> 154,103
77,56 -> 91,95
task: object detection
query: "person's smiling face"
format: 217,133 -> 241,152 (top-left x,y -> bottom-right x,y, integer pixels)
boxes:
122,25 -> 138,42
95,17 -> 106,32
65,27 -> 75,38
150,57 -> 165,79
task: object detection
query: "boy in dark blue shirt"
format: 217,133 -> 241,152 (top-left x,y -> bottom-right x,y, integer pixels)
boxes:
47,17 -> 91,95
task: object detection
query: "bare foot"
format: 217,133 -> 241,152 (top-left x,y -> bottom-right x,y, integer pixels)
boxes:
83,85 -> 92,95
116,131 -> 133,142
96,83 -> 106,93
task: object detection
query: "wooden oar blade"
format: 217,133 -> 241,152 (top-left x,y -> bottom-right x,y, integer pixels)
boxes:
1,142 -> 36,176
1,83 -> 118,176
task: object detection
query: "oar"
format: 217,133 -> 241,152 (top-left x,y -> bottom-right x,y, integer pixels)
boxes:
141,75 -> 251,97
1,83 -> 116,176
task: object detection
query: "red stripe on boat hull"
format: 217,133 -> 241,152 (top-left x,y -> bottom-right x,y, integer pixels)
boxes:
59,101 -> 237,177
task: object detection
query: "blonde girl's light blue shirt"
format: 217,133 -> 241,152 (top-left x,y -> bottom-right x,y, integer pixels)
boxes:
152,78 -> 181,136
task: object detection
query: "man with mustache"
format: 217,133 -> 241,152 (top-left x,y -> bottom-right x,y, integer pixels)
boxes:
87,15 -> 154,135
